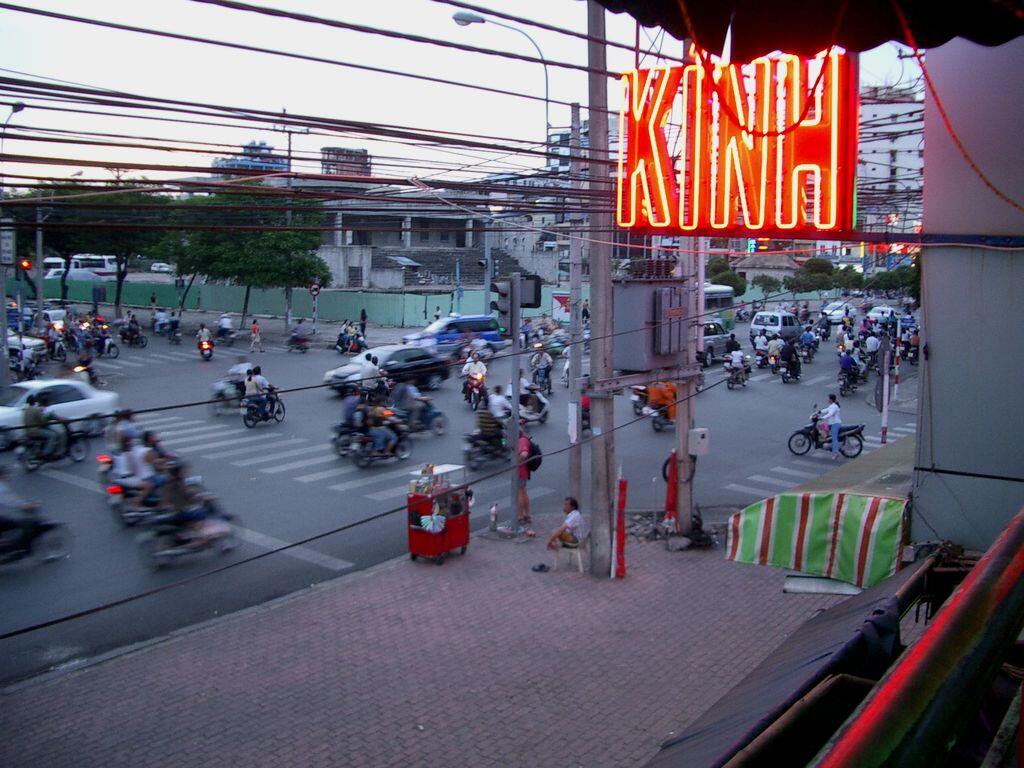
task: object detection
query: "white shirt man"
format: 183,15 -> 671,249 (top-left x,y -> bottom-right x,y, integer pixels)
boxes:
358,354 -> 380,382
754,334 -> 768,352
728,349 -> 745,368
217,314 -> 232,332
488,389 -> 511,419
819,400 -> 841,425
530,350 -> 553,372
153,309 -> 168,332
227,361 -> 252,381
461,357 -> 487,379
865,334 -> 881,354
469,336 -> 488,356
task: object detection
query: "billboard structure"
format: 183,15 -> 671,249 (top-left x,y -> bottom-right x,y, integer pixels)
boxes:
616,47 -> 859,240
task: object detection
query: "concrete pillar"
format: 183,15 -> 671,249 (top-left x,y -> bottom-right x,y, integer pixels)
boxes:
402,216 -> 412,249
465,219 -> 474,247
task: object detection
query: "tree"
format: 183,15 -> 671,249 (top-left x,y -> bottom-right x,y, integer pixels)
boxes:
709,269 -> 746,297
707,255 -> 731,278
751,274 -> 782,298
834,266 -> 864,292
801,257 -> 835,276
784,271 -> 833,295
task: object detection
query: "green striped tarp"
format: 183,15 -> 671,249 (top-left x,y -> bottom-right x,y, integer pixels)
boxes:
725,492 -> 908,588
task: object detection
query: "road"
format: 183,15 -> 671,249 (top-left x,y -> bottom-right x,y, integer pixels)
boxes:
0,325 -> 918,684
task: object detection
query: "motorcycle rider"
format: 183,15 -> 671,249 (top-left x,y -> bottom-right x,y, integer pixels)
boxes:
23,394 -> 59,458
461,352 -> 487,402
367,405 -> 398,456
0,465 -> 40,555
530,345 -> 553,390
216,313 -> 233,342
290,318 -> 309,348
339,384 -> 362,427
839,347 -> 857,387
818,394 -> 842,459
125,434 -> 162,512
225,355 -> 252,398
725,333 -> 741,354
393,377 -> 427,427
727,348 -> 748,384
816,311 -> 831,341
780,338 -> 801,379
865,332 -> 881,368
766,333 -> 784,361
196,323 -> 212,344
153,307 -> 168,334
243,368 -> 267,417
477,385 -> 509,450
125,313 -> 142,345
167,310 -> 181,339
800,325 -> 817,351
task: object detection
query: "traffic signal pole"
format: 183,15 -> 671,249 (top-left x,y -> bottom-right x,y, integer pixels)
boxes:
567,102 -> 583,502
507,272 -> 522,528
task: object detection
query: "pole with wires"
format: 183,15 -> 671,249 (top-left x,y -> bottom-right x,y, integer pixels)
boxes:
586,0 -> 614,577
567,102 -> 583,502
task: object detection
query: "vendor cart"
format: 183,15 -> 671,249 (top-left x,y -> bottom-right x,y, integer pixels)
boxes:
407,463 -> 471,565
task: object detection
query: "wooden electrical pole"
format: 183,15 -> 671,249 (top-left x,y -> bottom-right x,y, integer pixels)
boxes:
587,0 -> 614,576
567,102 -> 583,503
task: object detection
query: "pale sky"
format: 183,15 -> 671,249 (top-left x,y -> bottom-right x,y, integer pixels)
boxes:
0,0 -> 912,185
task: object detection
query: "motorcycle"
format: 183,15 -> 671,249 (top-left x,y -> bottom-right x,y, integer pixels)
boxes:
463,431 -> 510,470
779,360 -> 800,383
138,504 -> 238,570
643,404 -> 674,433
629,385 -> 649,416
518,386 -> 550,425
119,329 -> 149,348
335,333 -> 366,355
168,328 -> 182,345
755,350 -> 770,369
215,327 -> 237,347
349,422 -> 412,468
800,342 -> 816,364
287,336 -> 310,353
838,370 -> 859,397
464,372 -> 487,411
735,307 -> 751,323
331,422 -> 358,458
0,507 -> 70,566
240,392 -> 285,428
769,353 -> 779,374
725,358 -> 751,389
16,428 -> 87,472
69,363 -> 104,388
532,364 -> 553,397
210,377 -> 245,416
393,400 -> 448,437
788,409 -> 865,459
198,338 -> 214,361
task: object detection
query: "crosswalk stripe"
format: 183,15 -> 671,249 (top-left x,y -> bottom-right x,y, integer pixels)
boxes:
890,426 -> 916,434
229,443 -> 315,465
113,359 -> 145,368
863,435 -> 882,444
93,361 -> 123,370
905,422 -> 917,428
748,474 -> 795,489
724,483 -> 771,498
227,527 -> 354,572
260,454 -> 338,474
749,373 -> 772,382
800,452 -> 838,462
801,374 -> 831,387
792,458 -> 828,470
166,433 -> 264,453
771,466 -> 817,479
133,415 -> 186,426
364,475 -> 508,502
328,465 -> 418,493
157,424 -> 227,440
294,465 -> 356,483
41,468 -> 104,494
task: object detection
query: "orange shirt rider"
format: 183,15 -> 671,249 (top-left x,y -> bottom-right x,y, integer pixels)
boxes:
646,381 -> 676,421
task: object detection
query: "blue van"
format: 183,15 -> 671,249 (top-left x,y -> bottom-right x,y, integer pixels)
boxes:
403,314 -> 507,354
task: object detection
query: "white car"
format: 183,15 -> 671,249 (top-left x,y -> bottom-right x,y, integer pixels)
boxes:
822,301 -> 857,325
149,262 -> 173,274
867,305 -> 897,322
7,330 -> 47,359
0,379 -> 119,449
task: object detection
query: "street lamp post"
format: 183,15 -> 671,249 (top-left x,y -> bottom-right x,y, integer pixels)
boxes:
452,11 -> 551,145
0,102 -> 26,392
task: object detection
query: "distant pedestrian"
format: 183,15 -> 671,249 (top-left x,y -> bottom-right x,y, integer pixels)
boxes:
517,432 -> 532,526
359,307 -> 367,337
433,306 -> 441,321
581,299 -> 590,325
149,292 -> 157,310
249,318 -> 263,353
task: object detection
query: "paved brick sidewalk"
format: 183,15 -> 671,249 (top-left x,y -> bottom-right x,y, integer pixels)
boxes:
0,511 -> 841,768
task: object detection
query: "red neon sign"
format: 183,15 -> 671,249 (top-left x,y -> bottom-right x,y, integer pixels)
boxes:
616,48 -> 859,239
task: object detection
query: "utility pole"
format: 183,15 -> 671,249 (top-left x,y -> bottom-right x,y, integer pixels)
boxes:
587,0 -> 614,576
34,194 -> 44,331
507,272 -> 522,527
567,102 -> 584,502
274,109 -> 308,332
676,239 -> 705,535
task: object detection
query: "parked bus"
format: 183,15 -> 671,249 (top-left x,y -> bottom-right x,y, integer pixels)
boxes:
41,255 -> 117,277
704,282 -> 736,328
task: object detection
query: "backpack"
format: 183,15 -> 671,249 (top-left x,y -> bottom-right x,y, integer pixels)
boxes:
526,438 -> 543,473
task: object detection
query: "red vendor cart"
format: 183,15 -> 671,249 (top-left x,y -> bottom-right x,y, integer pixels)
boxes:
407,464 -> 471,565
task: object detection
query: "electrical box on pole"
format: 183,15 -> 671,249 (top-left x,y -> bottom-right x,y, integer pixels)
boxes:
611,281 -> 690,372
518,274 -> 543,308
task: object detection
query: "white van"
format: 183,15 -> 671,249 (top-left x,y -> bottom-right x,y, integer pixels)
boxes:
43,257 -> 64,271
749,311 -> 801,346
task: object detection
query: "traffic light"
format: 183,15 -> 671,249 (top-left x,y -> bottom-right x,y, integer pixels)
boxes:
490,278 -> 511,334
16,258 -> 31,280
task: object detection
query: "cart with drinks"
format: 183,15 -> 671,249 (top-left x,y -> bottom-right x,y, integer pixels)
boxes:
407,463 -> 471,565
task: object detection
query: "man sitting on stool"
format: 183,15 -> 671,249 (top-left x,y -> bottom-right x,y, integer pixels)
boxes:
547,496 -> 585,551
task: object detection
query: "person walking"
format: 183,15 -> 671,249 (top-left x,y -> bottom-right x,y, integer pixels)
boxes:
517,432 -> 532,526
359,307 -> 367,337
249,318 -> 263,353
818,393 -> 842,460
433,306 -> 442,321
